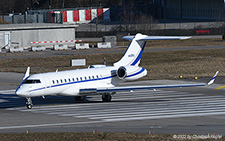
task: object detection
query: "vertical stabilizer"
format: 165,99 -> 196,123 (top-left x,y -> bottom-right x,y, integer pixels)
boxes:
114,33 -> 147,67
114,33 -> 191,67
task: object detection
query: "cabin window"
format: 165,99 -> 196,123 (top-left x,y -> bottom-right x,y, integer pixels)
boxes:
92,76 -> 95,79
68,78 -> 71,82
72,78 -> 75,82
76,78 -> 79,81
96,75 -> 98,79
60,79 -> 63,83
56,80 -> 59,83
52,80 -> 55,84
80,77 -> 82,81
84,77 -> 87,80
23,79 -> 41,84
64,79 -> 67,83
89,76 -> 91,79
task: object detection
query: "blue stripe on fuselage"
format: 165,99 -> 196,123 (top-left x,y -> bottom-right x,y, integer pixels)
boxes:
126,68 -> 145,78
29,68 -> 145,93
131,42 -> 146,66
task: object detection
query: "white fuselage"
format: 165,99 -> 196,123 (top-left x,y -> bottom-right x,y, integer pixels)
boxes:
15,33 -> 201,109
16,65 -> 147,98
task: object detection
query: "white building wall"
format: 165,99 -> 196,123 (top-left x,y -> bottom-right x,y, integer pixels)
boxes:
0,26 -> 76,48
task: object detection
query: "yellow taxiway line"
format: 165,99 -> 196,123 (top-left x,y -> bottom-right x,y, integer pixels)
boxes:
0,82 -> 19,86
215,85 -> 225,90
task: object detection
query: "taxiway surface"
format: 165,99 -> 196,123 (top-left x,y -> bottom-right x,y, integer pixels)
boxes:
0,72 -> 225,135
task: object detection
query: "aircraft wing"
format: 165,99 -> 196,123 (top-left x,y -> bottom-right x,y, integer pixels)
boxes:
80,71 -> 218,94
96,83 -> 206,93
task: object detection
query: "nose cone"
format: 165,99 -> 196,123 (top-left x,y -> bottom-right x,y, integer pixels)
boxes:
15,88 -> 23,97
16,86 -> 28,97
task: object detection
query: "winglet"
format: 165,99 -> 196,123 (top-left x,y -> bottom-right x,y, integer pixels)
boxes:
23,67 -> 30,80
207,71 -> 219,85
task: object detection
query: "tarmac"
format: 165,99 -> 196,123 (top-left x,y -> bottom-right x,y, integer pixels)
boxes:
0,40 -> 225,135
0,72 -> 225,135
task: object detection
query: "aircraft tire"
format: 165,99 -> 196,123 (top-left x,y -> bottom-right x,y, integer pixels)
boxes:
27,104 -> 32,109
75,96 -> 86,101
102,94 -> 112,102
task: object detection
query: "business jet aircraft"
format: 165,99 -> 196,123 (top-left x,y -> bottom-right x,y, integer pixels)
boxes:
16,33 -> 218,109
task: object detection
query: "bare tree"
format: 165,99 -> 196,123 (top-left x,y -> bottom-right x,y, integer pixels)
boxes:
134,15 -> 158,35
119,1 -> 136,32
118,1 -> 158,34
215,10 -> 225,35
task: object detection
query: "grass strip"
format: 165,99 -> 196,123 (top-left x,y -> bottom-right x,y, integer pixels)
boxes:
0,132 -> 224,141
0,48 -> 224,80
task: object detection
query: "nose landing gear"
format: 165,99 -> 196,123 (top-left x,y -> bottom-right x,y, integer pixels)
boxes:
26,97 -> 33,109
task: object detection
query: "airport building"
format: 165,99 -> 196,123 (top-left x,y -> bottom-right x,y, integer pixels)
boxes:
1,7 -> 110,24
121,0 -> 225,20
0,24 -> 78,50
1,1 -> 224,24
164,0 -> 224,20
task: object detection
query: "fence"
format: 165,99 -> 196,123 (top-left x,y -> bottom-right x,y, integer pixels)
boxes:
75,20 -> 225,38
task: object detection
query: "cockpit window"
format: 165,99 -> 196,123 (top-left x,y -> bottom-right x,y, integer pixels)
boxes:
23,79 -> 41,84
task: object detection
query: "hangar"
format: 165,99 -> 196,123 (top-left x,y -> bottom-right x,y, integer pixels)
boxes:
0,24 -> 78,49
122,0 -> 225,20
164,0 -> 225,20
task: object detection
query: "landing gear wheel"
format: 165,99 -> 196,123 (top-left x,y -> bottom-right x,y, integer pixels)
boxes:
26,97 -> 33,109
27,104 -> 32,109
75,96 -> 86,102
102,94 -> 112,102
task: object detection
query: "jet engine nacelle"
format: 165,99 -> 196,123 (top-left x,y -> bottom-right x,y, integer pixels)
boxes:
116,66 -> 147,81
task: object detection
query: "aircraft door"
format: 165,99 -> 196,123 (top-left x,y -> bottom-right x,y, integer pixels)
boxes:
42,76 -> 51,95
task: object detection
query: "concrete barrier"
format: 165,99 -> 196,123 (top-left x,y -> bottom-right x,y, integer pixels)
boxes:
31,39 -> 83,50
97,42 -> 111,48
75,43 -> 89,49
9,47 -> 24,52
54,44 -> 68,50
32,46 -> 46,51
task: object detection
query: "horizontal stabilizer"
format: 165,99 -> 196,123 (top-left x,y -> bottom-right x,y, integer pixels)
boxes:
123,35 -> 191,41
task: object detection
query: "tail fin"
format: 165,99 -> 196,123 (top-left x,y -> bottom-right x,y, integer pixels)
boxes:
113,33 -> 191,67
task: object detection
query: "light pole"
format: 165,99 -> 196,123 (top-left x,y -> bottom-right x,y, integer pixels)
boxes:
62,0 -> 65,8
49,0 -> 51,9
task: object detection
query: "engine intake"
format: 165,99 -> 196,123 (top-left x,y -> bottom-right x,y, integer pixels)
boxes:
117,66 -> 127,79
116,66 -> 147,81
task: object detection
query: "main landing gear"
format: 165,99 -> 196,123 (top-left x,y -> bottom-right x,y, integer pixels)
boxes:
75,96 -> 86,102
26,97 -> 33,109
102,94 -> 112,102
